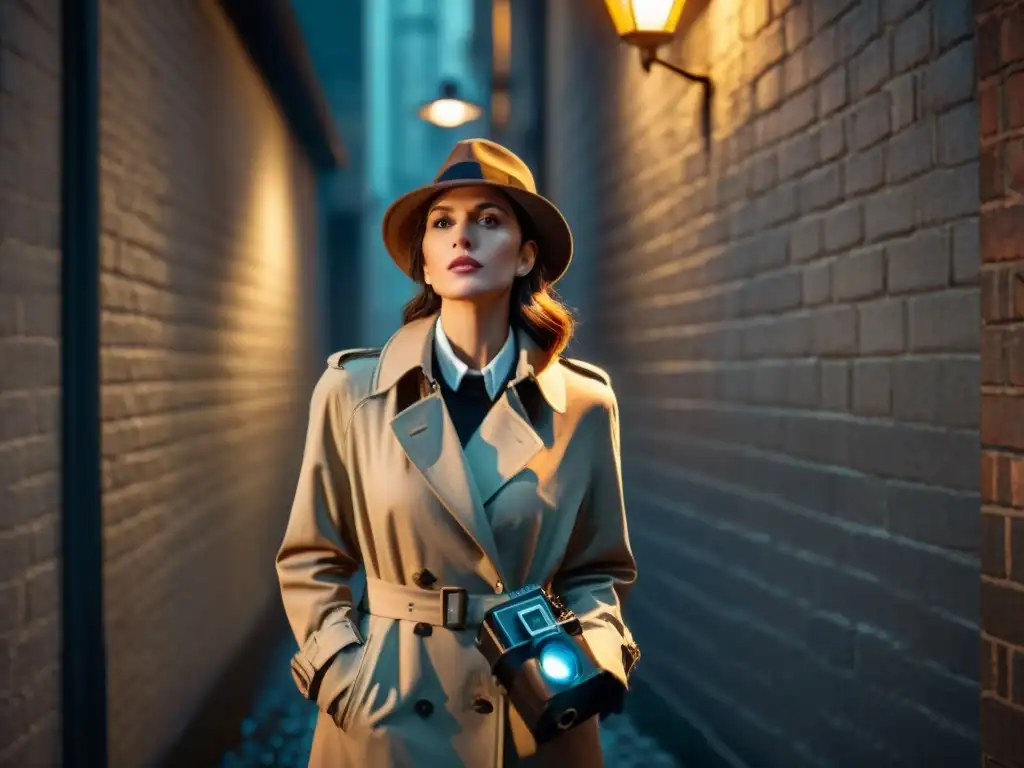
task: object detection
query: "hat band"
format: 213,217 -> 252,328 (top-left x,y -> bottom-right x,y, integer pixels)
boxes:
434,161 -> 529,191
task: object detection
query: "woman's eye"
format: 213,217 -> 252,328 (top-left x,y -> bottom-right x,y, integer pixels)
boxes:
432,217 -> 451,228
479,214 -> 498,227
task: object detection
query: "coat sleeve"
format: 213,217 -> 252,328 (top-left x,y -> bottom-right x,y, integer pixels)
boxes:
276,365 -> 366,717
552,388 -> 640,691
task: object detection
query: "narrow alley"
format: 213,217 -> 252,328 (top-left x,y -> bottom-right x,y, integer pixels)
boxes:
218,637 -> 682,768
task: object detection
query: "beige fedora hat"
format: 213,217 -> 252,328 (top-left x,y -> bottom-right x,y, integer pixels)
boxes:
381,139 -> 574,285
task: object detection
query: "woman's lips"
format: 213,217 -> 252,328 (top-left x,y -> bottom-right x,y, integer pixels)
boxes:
449,256 -> 482,273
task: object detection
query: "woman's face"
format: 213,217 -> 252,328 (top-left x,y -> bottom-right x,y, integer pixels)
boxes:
420,185 -> 537,302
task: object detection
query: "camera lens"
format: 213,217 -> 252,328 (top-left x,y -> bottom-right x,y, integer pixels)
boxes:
538,640 -> 579,684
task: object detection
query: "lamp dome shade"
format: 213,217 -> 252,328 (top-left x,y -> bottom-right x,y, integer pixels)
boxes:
418,81 -> 483,128
603,0 -> 687,48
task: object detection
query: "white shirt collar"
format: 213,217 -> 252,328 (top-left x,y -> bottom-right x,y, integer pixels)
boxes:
433,316 -> 516,400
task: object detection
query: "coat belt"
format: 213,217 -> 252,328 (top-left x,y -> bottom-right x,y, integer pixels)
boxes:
363,577 -> 509,630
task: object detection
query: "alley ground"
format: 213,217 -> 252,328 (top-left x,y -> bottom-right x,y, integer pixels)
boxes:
218,636 -> 682,767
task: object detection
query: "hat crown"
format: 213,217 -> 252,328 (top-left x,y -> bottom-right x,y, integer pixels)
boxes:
433,139 -> 537,194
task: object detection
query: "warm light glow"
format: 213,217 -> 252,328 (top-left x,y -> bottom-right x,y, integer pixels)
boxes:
418,97 -> 483,128
604,0 -> 687,47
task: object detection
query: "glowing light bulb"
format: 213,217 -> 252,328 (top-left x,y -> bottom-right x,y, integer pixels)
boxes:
539,643 -> 579,683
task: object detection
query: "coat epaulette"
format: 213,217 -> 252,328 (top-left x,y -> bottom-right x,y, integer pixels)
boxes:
558,356 -> 611,387
327,347 -> 382,370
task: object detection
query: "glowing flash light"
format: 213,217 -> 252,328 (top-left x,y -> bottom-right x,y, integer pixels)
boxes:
539,641 -> 580,683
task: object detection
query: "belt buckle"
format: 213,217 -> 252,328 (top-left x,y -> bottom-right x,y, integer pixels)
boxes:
440,586 -> 468,630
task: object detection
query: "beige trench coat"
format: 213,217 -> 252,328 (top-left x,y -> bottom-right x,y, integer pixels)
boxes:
276,314 -> 639,768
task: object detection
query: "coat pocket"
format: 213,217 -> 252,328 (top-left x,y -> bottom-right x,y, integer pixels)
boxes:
331,612 -> 375,731
336,615 -> 427,734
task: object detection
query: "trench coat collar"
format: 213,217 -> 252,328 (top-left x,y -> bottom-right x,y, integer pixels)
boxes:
372,313 -> 567,413
374,313 -> 565,584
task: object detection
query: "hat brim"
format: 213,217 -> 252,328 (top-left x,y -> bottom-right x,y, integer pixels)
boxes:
381,179 -> 574,285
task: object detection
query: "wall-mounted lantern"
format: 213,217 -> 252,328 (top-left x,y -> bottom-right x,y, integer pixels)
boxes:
603,0 -> 714,145
419,80 -> 484,129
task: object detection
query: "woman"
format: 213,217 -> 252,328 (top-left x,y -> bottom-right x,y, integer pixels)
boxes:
277,139 -> 639,767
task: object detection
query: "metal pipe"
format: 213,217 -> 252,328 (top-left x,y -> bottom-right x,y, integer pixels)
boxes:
60,0 -> 108,763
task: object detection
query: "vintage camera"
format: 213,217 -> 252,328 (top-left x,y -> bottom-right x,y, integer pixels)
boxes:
475,584 -> 625,743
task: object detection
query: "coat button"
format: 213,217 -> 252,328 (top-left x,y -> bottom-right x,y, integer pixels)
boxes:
472,697 -> 494,714
415,699 -> 434,718
414,622 -> 433,637
413,569 -> 437,588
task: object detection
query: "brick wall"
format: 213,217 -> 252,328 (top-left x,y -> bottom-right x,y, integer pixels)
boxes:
547,0 -> 980,765
99,2 -> 320,766
0,1 -> 63,765
978,1 -> 1024,765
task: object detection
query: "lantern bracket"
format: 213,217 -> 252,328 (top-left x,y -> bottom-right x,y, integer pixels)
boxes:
640,46 -> 714,148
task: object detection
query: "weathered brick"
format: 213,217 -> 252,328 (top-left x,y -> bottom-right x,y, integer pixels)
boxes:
845,145 -> 885,194
751,152 -> 780,193
807,23 -> 838,80
980,145 -> 1003,203
820,360 -> 850,409
886,229 -> 950,294
749,19 -> 787,79
1012,519 -> 1024,585
1008,71 -> 1024,129
778,132 -> 820,179
935,1 -> 973,50
833,246 -> 885,299
1008,136 -> 1024,196
852,91 -> 892,149
892,357 -> 979,429
852,359 -> 891,415
785,5 -> 812,51
916,163 -> 980,227
812,305 -> 858,355
790,216 -> 824,262
982,582 -> 1024,647
936,102 -> 979,165
857,297 -> 905,355
865,183 -> 915,241
887,71 -> 917,132
818,114 -> 846,159
977,16 -> 1003,79
893,6 -> 932,73
804,260 -> 832,305
839,0 -> 879,58
1006,4 -> 1024,65
908,289 -> 980,352
919,39 -> 976,115
978,80 -> 998,138
823,202 -> 864,252
800,162 -> 842,212
742,0 -> 772,38
881,0 -> 920,24
887,482 -> 979,552
981,204 -> 1024,263
886,121 -> 933,183
819,66 -> 848,116
980,513 -> 1006,577
756,65 -> 784,112
851,35 -> 891,98
812,0 -> 858,32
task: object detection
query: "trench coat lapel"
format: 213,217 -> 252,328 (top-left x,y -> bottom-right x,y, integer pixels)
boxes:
463,383 -> 543,507
374,314 -> 567,581
391,393 -> 503,581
